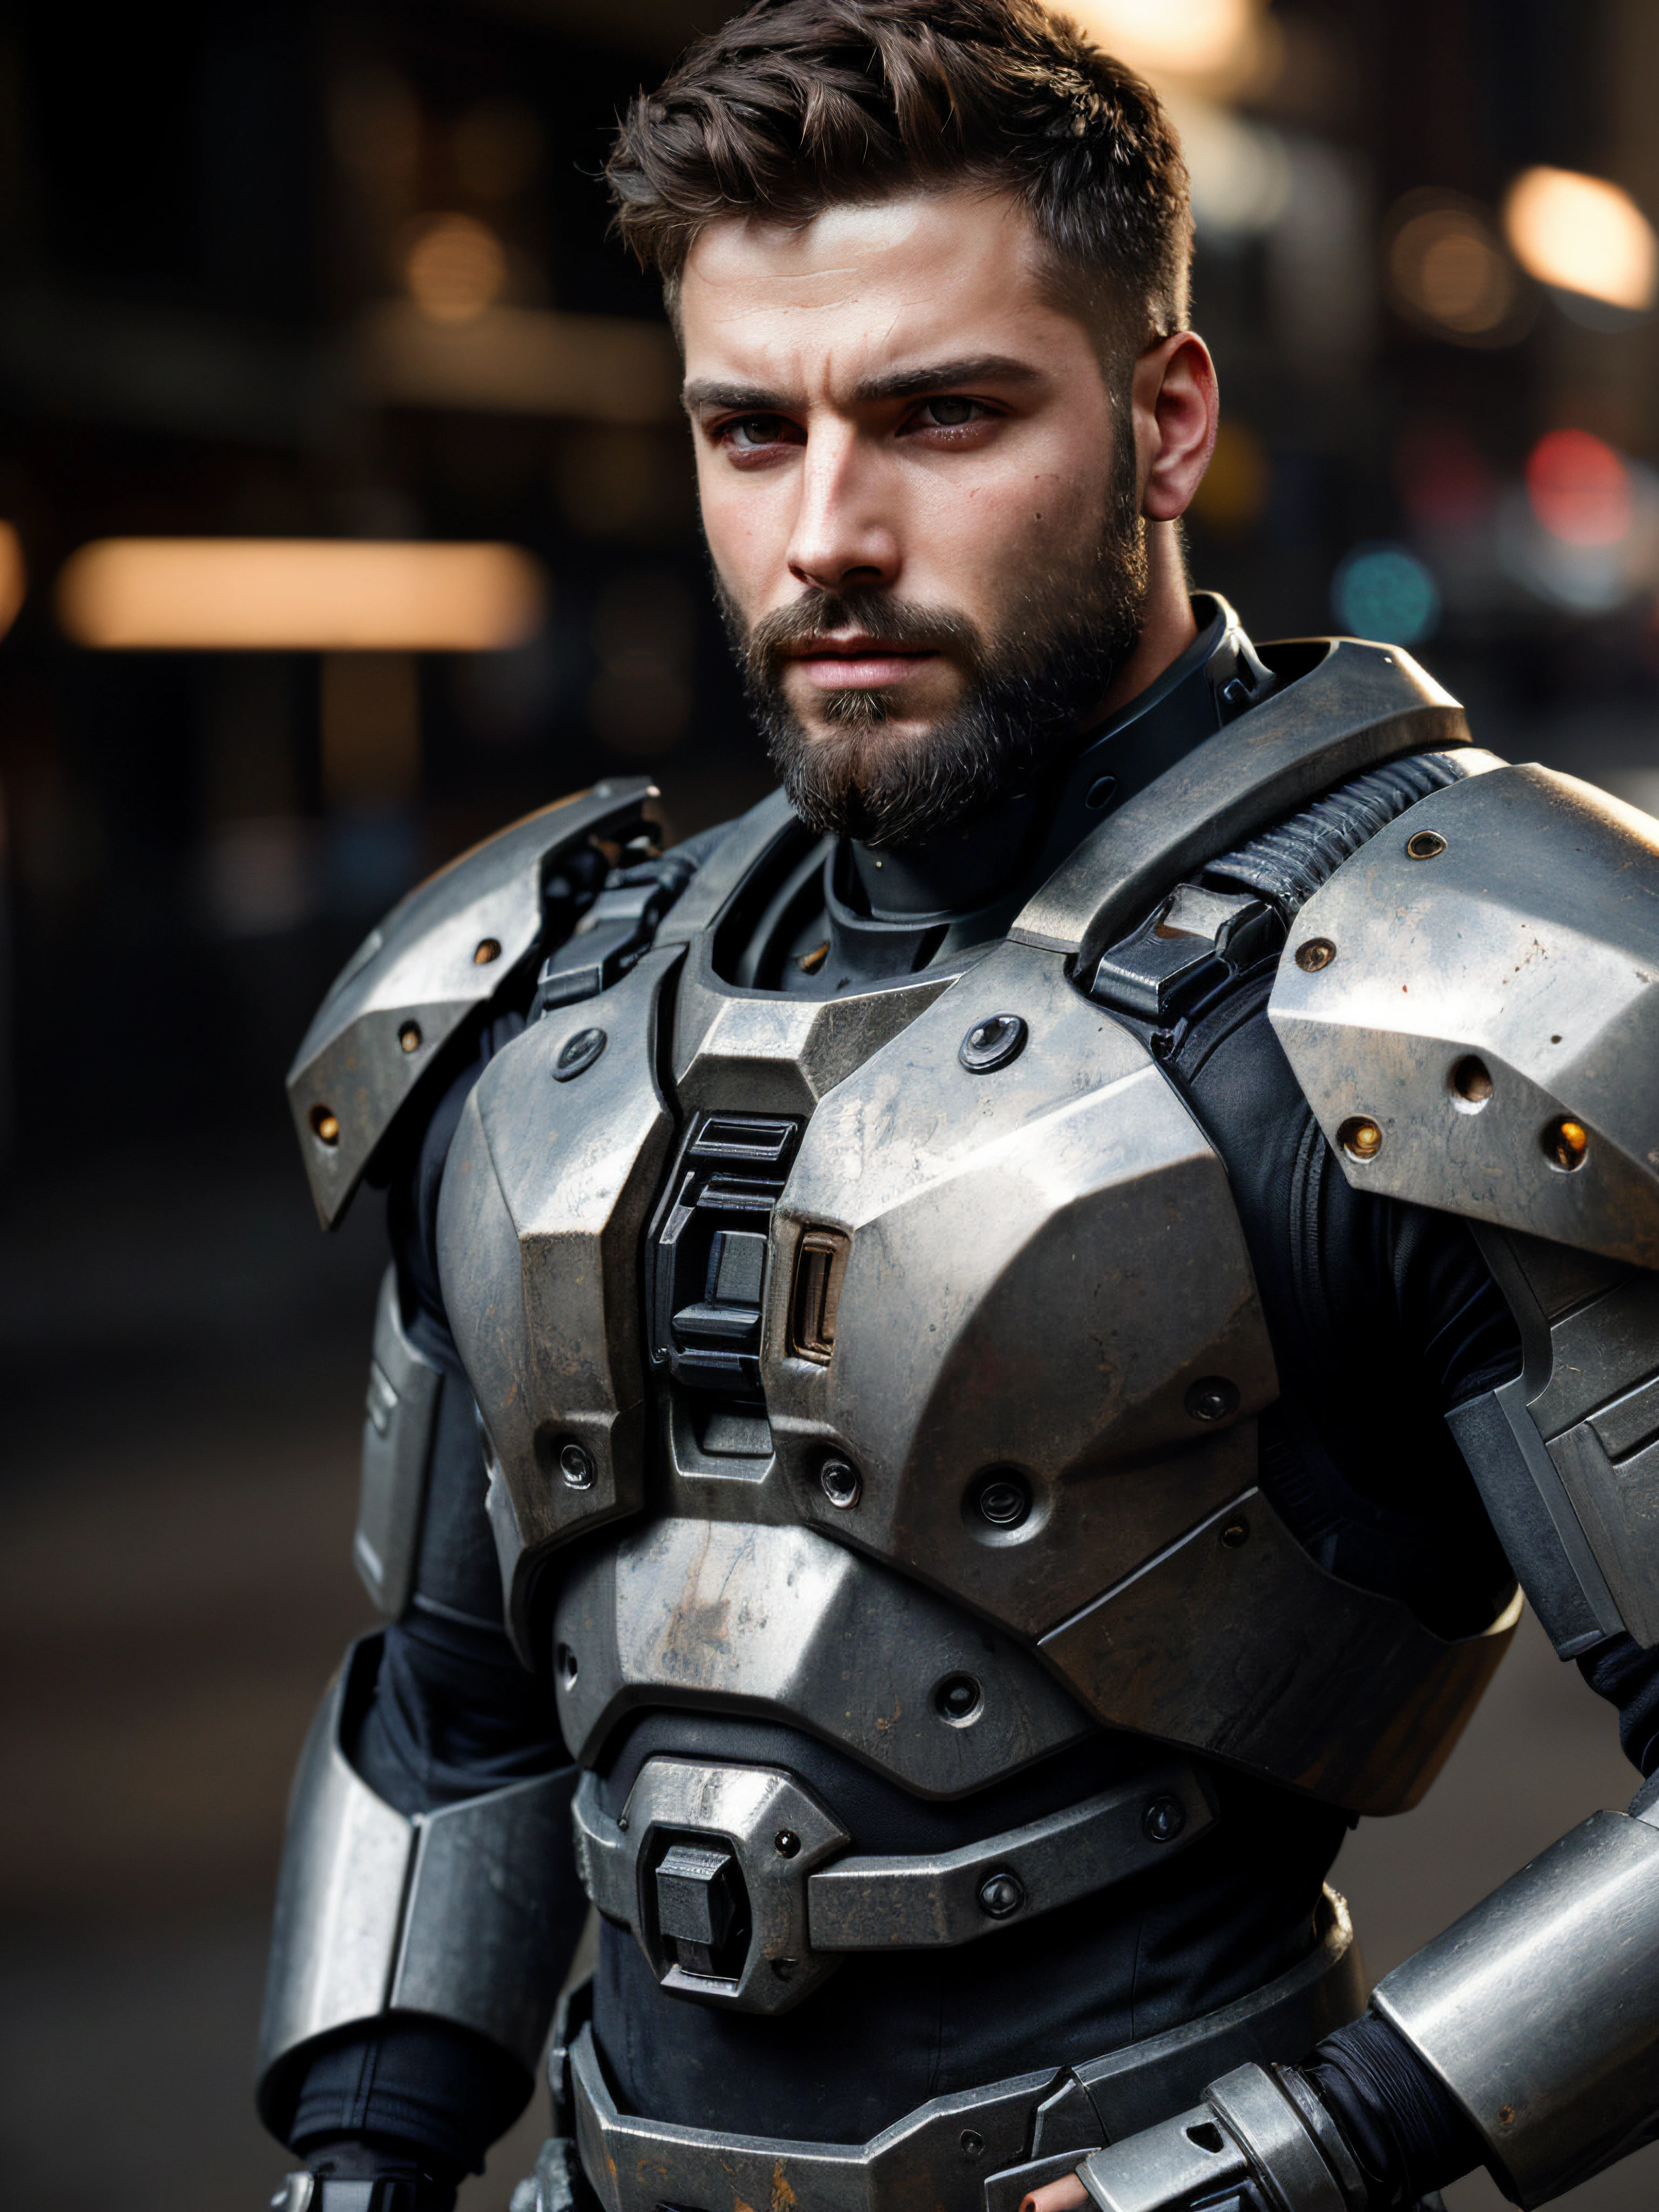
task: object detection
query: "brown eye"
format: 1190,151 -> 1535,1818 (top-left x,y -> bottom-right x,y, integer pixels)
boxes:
926,397 -> 977,426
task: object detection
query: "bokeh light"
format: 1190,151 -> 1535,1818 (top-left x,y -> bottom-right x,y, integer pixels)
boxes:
1395,426 -> 1498,533
0,521 -> 26,641
1331,544 -> 1441,644
56,538 -> 547,651
1526,430 -> 1634,547
1061,0 -> 1262,82
1503,166 -> 1657,313
1385,196 -> 1525,345
1190,421 -> 1271,535
403,212 -> 507,323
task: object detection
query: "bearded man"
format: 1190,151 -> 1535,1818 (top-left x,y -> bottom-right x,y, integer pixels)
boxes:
258,5 -> 1659,2211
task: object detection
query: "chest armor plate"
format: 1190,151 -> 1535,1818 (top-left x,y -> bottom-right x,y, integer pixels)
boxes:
439,912 -> 1514,1815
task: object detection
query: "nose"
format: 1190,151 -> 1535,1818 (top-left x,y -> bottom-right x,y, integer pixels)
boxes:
785,420 -> 899,596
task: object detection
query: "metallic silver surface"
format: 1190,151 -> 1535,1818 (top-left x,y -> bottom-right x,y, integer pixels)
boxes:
1011,638 -> 1470,966
1204,2063 -> 1350,2212
567,1887 -> 1363,2212
552,1518 -> 1094,1796
574,1757 -> 851,2014
436,948 -> 680,1655
1371,1809 -> 1659,2206
805,1762 -> 1212,1950
1270,763 -> 1659,1266
1076,2107 -> 1253,2212
287,780 -> 656,1228
1077,2060 -> 1360,2212
1038,1487 -> 1520,1817
353,1264 -> 442,1617
256,1639 -> 578,2115
764,936 -> 1278,1643
571,1756 -> 1209,2009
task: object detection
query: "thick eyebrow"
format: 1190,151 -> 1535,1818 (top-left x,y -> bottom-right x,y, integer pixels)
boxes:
682,354 -> 1043,418
682,380 -> 795,417
852,354 -> 1043,403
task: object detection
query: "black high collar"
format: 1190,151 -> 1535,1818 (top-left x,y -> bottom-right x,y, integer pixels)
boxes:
814,594 -> 1273,986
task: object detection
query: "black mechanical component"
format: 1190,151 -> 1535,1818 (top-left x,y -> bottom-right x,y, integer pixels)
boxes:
652,1839 -> 753,1981
959,1013 -> 1028,1072
551,1029 -> 606,1082
1090,886 -> 1283,1028
649,1112 -> 802,1396
1204,751 -> 1467,919
533,846 -> 699,1017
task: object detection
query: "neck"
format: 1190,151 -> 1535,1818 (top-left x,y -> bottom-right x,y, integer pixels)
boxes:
1089,520 -> 1199,725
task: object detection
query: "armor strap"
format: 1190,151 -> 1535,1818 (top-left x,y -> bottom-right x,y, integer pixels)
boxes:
256,1638 -> 581,2128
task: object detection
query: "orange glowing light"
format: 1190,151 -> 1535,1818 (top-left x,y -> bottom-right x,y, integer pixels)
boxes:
56,538 -> 547,651
1525,431 -> 1634,548
0,522 -> 25,642
1503,167 -> 1657,313
403,213 -> 507,325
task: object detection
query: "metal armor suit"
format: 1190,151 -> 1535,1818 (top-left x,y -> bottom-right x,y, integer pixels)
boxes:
259,597 -> 1659,2212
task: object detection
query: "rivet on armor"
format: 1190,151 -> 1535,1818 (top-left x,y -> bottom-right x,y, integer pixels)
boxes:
773,1829 -> 801,1858
958,1013 -> 1028,1074
973,1470 -> 1031,1528
977,1870 -> 1025,1918
960,2130 -> 987,2160
1449,1055 -> 1494,1109
1220,1518 -> 1250,1550
934,1672 -> 983,1726
399,1022 -> 422,1054
556,1643 -> 578,1689
1296,938 -> 1336,972
1405,828 -> 1447,860
1544,1116 -> 1590,1172
1142,1794 -> 1187,1844
309,1105 -> 340,1146
558,1441 -> 596,1490
1085,774 -> 1118,811
552,1027 -> 606,1083
1339,1115 -> 1384,1162
1185,1377 -> 1239,1424
819,1457 -> 861,1509
1498,2106 -> 1515,2129
473,937 -> 502,964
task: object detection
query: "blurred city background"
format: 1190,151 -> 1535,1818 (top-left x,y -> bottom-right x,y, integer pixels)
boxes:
2,0 -> 1658,2206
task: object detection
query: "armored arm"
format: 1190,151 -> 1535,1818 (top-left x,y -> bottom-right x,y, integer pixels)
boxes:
1038,764 -> 1659,2212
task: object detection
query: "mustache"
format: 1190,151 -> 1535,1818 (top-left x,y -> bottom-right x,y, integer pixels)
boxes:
743,588 -> 985,679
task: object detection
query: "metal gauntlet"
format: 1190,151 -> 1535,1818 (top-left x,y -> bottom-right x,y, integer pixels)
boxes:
1076,2061 -> 1363,2212
256,1638 -> 579,2129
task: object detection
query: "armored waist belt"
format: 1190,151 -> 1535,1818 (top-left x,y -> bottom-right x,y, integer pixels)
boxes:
542,1887 -> 1363,2212
571,1756 -> 1216,2015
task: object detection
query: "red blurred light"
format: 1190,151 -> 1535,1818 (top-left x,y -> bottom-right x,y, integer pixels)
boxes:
1526,429 -> 1633,546
1397,427 -> 1498,531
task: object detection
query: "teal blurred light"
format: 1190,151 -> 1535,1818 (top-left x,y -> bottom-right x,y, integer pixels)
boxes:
1331,543 -> 1441,645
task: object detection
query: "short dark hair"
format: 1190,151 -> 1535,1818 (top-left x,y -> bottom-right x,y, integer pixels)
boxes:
606,0 -> 1191,358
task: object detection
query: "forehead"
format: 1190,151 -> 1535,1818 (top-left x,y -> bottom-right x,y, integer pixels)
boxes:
678,187 -> 1084,388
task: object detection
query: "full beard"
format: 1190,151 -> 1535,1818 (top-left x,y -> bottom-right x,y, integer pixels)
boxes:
721,463 -> 1148,851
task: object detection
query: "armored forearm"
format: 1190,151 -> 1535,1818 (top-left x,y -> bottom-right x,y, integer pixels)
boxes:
1072,1784 -> 1659,2211
257,1640 -> 583,2139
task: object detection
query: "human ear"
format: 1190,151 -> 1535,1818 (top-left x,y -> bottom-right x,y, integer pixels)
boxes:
1131,332 -> 1219,522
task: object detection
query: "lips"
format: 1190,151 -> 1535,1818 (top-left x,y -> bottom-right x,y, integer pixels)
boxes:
783,636 -> 941,690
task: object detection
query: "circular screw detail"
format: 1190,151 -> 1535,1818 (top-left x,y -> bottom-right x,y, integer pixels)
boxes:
1406,829 -> 1447,860
974,1471 -> 1032,1528
1296,938 -> 1337,973
1220,1518 -> 1251,1550
310,1105 -> 340,1147
819,1458 -> 861,1509
473,937 -> 502,965
1339,1115 -> 1384,1162
399,1022 -> 423,1054
1185,1377 -> 1239,1424
977,1871 -> 1026,1919
1544,1116 -> 1590,1172
934,1673 -> 983,1725
1085,774 -> 1118,812
959,1014 -> 1028,1074
553,1027 -> 606,1083
960,2131 -> 986,2161
1142,1794 -> 1188,1844
774,1829 -> 801,1859
1449,1055 -> 1494,1109
558,1441 -> 596,1491
556,1643 -> 579,1689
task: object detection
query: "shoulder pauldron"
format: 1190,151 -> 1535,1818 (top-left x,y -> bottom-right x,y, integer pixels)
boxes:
287,778 -> 660,1226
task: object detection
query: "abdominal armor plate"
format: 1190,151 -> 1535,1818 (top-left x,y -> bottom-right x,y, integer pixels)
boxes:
441,922 -> 1516,1812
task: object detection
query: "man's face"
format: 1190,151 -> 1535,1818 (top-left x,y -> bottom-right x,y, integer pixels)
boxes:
679,187 -> 1148,845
